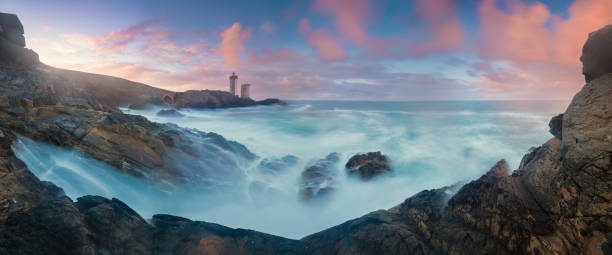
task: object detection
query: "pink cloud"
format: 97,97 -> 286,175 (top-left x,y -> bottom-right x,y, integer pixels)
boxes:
313,0 -> 385,49
478,0 -> 612,66
93,19 -> 166,52
472,0 -> 612,99
298,19 -> 347,61
259,21 -> 275,36
408,0 -> 465,56
41,25 -> 54,32
218,22 -> 252,67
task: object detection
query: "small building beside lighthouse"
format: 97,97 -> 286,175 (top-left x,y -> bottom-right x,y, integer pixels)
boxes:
229,72 -> 238,95
240,84 -> 251,99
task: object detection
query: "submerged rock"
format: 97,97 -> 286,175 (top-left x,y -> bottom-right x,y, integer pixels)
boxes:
298,153 -> 340,201
256,98 -> 287,106
345,151 -> 391,179
257,155 -> 299,175
156,109 -> 184,117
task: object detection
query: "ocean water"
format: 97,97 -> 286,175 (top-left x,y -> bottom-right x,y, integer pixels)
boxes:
14,100 -> 568,239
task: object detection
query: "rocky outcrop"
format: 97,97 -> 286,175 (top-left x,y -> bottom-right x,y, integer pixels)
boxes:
0,12 -> 38,68
548,113 -> 563,140
299,153 -> 340,201
345,151 -> 391,179
0,67 -> 255,187
0,13 -> 25,47
581,24 -> 612,82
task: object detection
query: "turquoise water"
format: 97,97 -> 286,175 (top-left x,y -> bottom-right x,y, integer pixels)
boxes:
15,100 -> 568,239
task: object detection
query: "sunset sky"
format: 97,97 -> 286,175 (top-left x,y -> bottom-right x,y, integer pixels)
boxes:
2,0 -> 611,100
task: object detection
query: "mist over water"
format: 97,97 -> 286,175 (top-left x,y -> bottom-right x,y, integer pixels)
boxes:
14,100 -> 568,239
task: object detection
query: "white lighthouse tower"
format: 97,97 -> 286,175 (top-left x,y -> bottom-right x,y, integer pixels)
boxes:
229,72 -> 238,95
240,84 -> 251,98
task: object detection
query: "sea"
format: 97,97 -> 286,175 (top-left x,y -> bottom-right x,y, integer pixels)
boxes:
13,100 -> 569,239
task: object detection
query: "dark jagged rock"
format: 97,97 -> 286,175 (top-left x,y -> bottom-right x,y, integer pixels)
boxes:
548,113 -> 563,139
345,151 -> 391,179
299,153 -> 340,201
581,24 -> 612,82
151,214 -> 303,255
156,109 -> 184,117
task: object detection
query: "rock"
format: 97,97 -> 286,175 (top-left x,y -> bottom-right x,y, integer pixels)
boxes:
0,67 -> 256,188
74,196 -> 153,254
172,90 -> 256,109
345,151 -> 391,179
548,113 -> 563,139
256,98 -> 287,106
0,13 -> 25,47
581,24 -> 612,82
156,109 -> 184,117
0,13 -> 38,68
0,133 -> 302,254
299,153 -> 340,201
517,147 -> 536,171
257,155 -> 299,175
151,214 -> 303,255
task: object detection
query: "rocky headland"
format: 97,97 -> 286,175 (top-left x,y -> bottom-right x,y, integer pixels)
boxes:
0,13 -> 610,255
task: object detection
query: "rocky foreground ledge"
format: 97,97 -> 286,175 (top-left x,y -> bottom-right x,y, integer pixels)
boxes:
0,14 -> 610,255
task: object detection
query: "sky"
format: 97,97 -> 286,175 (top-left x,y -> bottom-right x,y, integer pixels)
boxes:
2,0 -> 611,100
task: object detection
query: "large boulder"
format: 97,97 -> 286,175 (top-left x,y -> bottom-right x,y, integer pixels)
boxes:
581,24 -> 612,82
298,153 -> 340,201
345,151 -> 391,179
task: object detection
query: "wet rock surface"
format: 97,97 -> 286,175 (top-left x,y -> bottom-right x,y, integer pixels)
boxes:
257,155 -> 298,175
345,151 -> 391,179
299,153 -> 340,201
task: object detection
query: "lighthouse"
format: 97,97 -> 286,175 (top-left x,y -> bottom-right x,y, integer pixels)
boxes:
240,84 -> 251,98
229,72 -> 238,95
